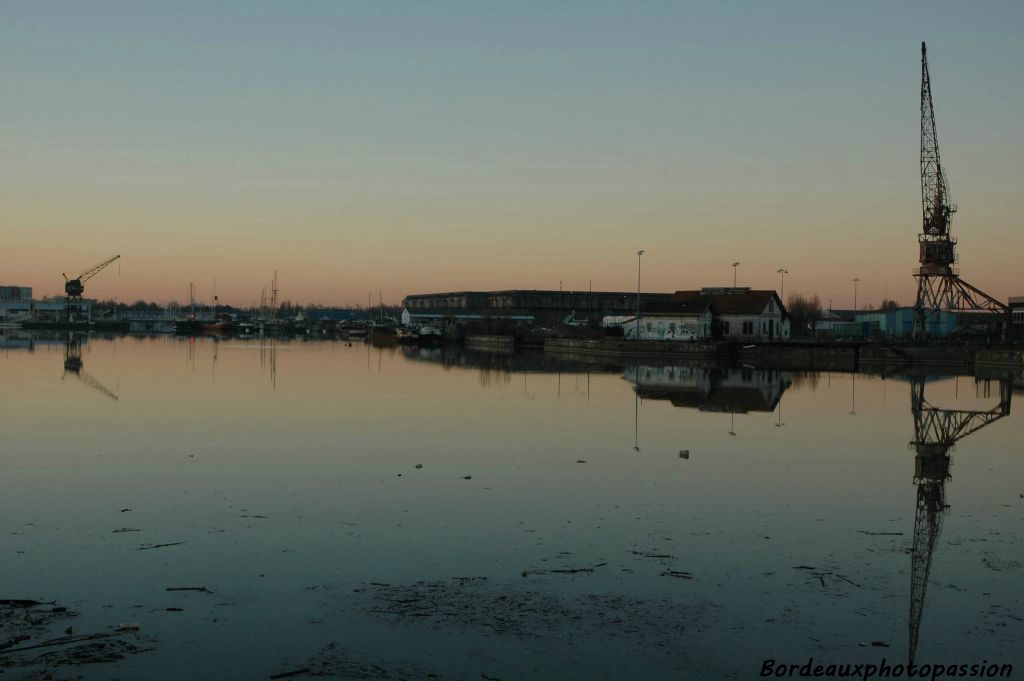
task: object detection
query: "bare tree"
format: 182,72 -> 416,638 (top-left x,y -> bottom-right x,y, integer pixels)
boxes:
786,293 -> 824,337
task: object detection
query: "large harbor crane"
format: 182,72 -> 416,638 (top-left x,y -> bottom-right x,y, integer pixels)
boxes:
62,255 -> 120,322
913,44 -> 1007,339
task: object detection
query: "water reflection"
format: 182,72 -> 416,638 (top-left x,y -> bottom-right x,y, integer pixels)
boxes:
906,374 -> 1013,664
62,333 -> 118,401
624,365 -> 790,413
2,335 -> 1020,677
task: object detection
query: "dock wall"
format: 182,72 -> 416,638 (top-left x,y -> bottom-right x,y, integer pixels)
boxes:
542,337 -> 1023,372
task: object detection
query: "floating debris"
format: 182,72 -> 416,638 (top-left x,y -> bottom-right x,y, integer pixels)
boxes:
1,601 -> 150,674
274,643 -> 452,680
138,542 -> 186,551
354,577 -> 716,647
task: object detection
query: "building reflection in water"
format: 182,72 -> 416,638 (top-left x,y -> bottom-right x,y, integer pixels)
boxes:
906,373 -> 1012,665
623,364 -> 792,432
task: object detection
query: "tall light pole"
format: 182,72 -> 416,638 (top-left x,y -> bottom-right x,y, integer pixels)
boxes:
636,250 -> 645,340
777,268 -> 788,302
732,262 -> 741,287
852,277 -> 860,312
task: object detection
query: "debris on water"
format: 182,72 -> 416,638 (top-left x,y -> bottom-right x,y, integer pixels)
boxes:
165,608 -> 183,612
276,643 -> 452,680
166,587 -> 209,593
857,530 -> 903,536
241,515 -> 269,519
679,450 -> 690,459
661,570 -> 693,579
1,602 -> 151,673
119,508 -> 132,513
269,668 -> 311,679
834,574 -> 862,588
112,527 -> 141,533
630,550 -> 674,559
138,542 -> 186,550
0,600 -> 47,608
576,459 -> 587,464
353,577 -> 715,650
462,475 -> 472,480
522,565 -> 598,576
871,641 -> 890,647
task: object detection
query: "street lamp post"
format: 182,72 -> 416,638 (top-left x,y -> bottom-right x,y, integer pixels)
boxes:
732,262 -> 740,287
777,268 -> 788,302
636,250 -> 645,340
852,277 -> 860,312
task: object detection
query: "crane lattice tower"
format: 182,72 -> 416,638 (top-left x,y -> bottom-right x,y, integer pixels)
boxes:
913,43 -> 1007,339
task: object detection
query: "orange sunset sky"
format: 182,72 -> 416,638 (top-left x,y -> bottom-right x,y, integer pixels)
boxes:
2,2 -> 1021,309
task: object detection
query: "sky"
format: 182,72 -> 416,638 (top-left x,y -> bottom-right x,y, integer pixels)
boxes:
1,1 -> 1022,308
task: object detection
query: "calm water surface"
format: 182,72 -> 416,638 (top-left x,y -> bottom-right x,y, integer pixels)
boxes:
2,335 -> 1022,679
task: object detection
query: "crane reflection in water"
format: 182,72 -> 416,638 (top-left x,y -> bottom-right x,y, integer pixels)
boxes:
62,334 -> 118,401
906,373 -> 1012,665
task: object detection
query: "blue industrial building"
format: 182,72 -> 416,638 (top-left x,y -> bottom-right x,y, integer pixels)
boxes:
834,307 -> 987,339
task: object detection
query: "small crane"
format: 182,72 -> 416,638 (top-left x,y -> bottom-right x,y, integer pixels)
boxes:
62,255 -> 120,323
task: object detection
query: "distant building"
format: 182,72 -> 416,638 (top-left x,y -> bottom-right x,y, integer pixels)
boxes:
1011,297 -> 1024,339
0,285 -> 33,323
624,299 -> 714,340
0,288 -> 91,324
621,288 -> 789,341
816,309 -> 855,336
0,286 -> 31,303
402,290 -> 674,329
673,288 -> 789,341
835,307 -> 1002,339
